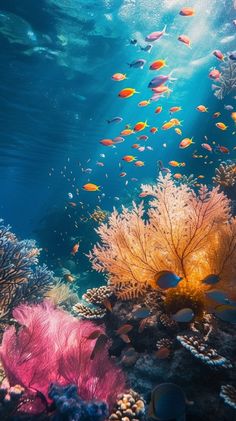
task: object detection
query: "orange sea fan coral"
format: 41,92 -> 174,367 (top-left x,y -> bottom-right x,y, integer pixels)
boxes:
88,174 -> 236,299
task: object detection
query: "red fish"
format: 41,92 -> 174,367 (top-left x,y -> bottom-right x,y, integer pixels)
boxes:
150,127 -> 158,133
100,139 -> 114,146
209,69 -> 221,80
213,50 -> 224,61
155,106 -> 162,114
122,155 -> 136,162
116,324 -> 133,335
201,143 -> 212,152
178,34 -> 191,47
118,88 -> 139,98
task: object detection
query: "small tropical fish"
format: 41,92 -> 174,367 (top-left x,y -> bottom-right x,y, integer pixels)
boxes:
155,270 -> 182,290
68,202 -> 77,207
120,129 -> 134,136
64,273 -> 75,283
112,73 -> 127,81
201,143 -> 212,152
214,305 -> 236,323
205,289 -> 229,304
173,173 -> 182,180
217,145 -> 230,154
175,128 -> 182,135
162,121 -> 175,130
138,100 -> 150,107
152,85 -> 171,94
216,122 -> 227,130
209,69 -> 221,80
140,44 -> 153,52
122,155 -> 136,162
155,106 -> 162,114
170,118 -> 182,126
145,25 -> 167,42
213,112 -> 221,118
118,88 -> 139,98
116,324 -> 133,335
179,137 -> 194,149
107,116 -> 123,124
138,135 -> 149,140
213,50 -> 224,61
148,383 -> 187,421
132,143 -> 140,149
229,51 -> 236,61
102,298 -> 113,312
155,347 -> 171,359
138,317 -> 150,333
169,161 -> 185,167
198,175 -> 205,179
128,59 -> 146,69
179,7 -> 195,16
132,307 -> 151,319
197,105 -> 208,112
150,127 -> 158,133
96,162 -> 104,167
149,59 -> 167,71
139,192 -> 150,198
113,136 -> 125,144
100,139 -> 114,146
120,334 -> 131,344
172,308 -> 194,323
71,242 -> 80,255
158,160 -> 170,173
148,72 -> 176,88
138,146 -> 145,152
83,183 -> 100,192
231,112 -> 236,123
202,274 -> 220,285
90,334 -> 109,359
178,34 -> 191,47
135,160 -> 145,167
134,121 -> 149,132
120,172 -> 127,177
170,106 -> 182,114
224,105 -> 233,111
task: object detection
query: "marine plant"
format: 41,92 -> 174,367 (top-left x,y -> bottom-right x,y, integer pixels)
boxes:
213,161 -> 236,188
212,56 -> 236,99
0,219 -> 53,323
88,174 -> 236,300
0,301 -> 125,415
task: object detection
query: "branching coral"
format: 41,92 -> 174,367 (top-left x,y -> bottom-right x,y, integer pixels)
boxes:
0,220 -> 53,321
220,385 -> 236,410
213,161 -> 236,188
212,56 -> 236,99
88,174 -> 236,299
0,301 -> 125,414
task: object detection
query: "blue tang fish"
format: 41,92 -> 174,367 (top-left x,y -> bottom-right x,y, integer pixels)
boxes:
107,116 -> 123,124
148,383 -> 190,421
202,274 -> 220,285
155,270 -> 182,290
214,305 -> 236,323
172,308 -> 194,323
205,289 -> 229,304
128,59 -> 146,69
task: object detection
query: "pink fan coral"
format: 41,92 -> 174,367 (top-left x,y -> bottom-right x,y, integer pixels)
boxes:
0,301 -> 125,412
88,174 -> 236,299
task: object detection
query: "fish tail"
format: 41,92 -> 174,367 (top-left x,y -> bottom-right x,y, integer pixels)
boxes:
162,24 -> 168,35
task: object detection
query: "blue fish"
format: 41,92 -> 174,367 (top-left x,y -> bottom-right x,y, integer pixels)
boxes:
202,274 -> 220,285
128,59 -> 146,69
172,308 -> 194,323
140,44 -> 153,53
205,289 -> 229,304
107,117 -> 123,124
155,270 -> 182,290
229,51 -> 236,60
148,71 -> 176,88
214,305 -> 236,323
148,383 -> 188,421
132,307 -> 151,319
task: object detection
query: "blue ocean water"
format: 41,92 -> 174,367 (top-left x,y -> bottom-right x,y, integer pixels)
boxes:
0,0 -> 235,285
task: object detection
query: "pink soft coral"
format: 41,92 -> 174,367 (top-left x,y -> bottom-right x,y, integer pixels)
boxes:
0,301 -> 125,410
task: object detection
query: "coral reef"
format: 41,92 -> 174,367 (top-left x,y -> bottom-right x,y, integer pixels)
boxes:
212,56 -> 236,99
48,383 -> 109,421
0,220 -> 53,323
82,286 -> 113,306
73,303 -> 107,319
88,174 -> 236,299
213,161 -> 236,188
0,301 -> 126,415
109,390 -> 145,421
220,385 -> 236,410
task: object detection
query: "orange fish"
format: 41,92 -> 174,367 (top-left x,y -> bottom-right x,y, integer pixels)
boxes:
122,155 -> 136,162
118,88 -> 139,98
116,324 -> 133,335
169,161 -> 185,167
134,121 -> 149,132
71,242 -> 80,255
170,118 -> 182,126
120,129 -> 134,136
162,121 -> 175,130
64,273 -> 75,282
216,122 -> 227,130
135,160 -> 145,167
178,34 -> 191,47
152,85 -> 171,94
138,100 -> 150,107
196,105 -> 208,112
100,139 -> 114,146
132,143 -> 140,149
179,7 -> 195,16
149,59 -> 167,71
179,137 -> 194,149
112,73 -> 127,81
170,106 -> 182,114
120,334 -> 131,344
231,112 -> 236,123
173,173 -> 182,179
83,183 -> 100,191
175,128 -> 182,135
150,127 -> 158,133
155,106 -> 162,114
102,298 -> 113,312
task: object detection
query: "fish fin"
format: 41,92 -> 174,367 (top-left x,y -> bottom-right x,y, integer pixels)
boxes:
162,24 -> 168,35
